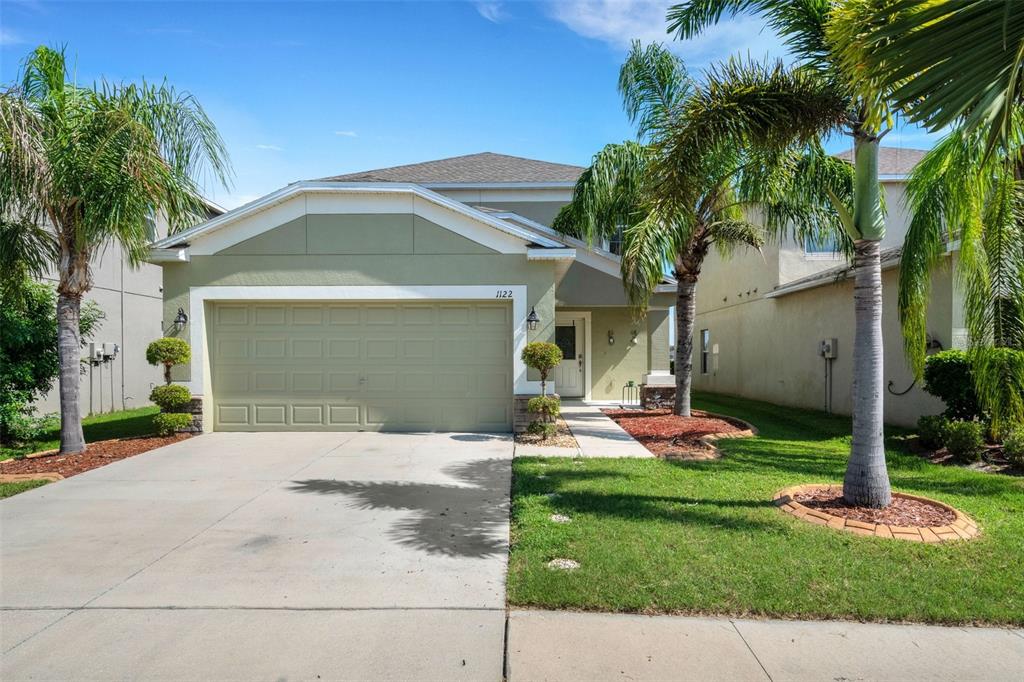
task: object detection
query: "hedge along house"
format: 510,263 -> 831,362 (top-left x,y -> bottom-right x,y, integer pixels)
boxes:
148,153 -> 676,432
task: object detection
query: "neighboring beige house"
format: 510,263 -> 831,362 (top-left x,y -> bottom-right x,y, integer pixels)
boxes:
34,205 -> 223,417
692,147 -> 958,427
148,153 -> 675,432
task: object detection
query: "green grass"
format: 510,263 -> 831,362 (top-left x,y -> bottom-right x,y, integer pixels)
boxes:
0,479 -> 50,498
0,406 -> 160,461
508,392 -> 1024,625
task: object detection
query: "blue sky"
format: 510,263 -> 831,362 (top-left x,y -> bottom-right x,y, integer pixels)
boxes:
1,0 -> 944,209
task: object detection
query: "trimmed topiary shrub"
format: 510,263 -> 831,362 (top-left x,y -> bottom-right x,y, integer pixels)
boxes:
153,412 -> 193,436
917,414 -> 950,451
146,337 -> 191,386
923,350 -> 982,421
1002,429 -> 1024,465
527,395 -> 560,424
521,341 -> 562,396
150,384 -> 192,413
945,420 -> 985,463
527,420 -> 557,440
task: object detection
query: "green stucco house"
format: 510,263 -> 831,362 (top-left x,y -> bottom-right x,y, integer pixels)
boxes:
149,153 -> 675,432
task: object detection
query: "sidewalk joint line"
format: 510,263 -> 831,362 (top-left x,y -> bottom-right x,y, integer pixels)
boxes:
730,620 -> 773,681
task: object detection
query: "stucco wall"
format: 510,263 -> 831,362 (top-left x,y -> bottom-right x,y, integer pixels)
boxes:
559,307 -> 649,400
691,261 -> 952,427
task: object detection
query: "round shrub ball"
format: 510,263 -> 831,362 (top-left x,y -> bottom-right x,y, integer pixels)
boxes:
146,337 -> 191,385
521,341 -> 562,394
153,412 -> 193,436
1002,429 -> 1024,465
945,420 -> 985,463
917,414 -> 950,451
150,384 -> 192,413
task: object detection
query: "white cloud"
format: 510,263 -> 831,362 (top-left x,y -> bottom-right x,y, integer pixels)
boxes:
475,1 -> 507,23
0,27 -> 26,46
334,130 -> 358,138
546,0 -> 787,69
255,144 -> 283,151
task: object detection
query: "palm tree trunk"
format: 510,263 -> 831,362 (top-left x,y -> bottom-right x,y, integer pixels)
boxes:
842,133 -> 891,508
674,277 -> 697,417
56,291 -> 86,454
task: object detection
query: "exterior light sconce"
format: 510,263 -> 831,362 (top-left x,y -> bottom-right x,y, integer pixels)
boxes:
607,330 -> 615,346
173,307 -> 188,333
526,306 -> 540,331
630,330 -> 639,345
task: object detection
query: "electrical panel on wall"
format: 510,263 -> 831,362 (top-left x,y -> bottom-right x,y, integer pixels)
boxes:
820,338 -> 838,359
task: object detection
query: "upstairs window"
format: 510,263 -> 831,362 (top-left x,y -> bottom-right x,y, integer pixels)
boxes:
804,235 -> 840,259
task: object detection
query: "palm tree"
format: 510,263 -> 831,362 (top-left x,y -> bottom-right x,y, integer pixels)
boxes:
554,42 -> 850,418
898,112 -> 1024,438
0,46 -> 230,454
665,1 -> 895,507
831,0 -> 1024,155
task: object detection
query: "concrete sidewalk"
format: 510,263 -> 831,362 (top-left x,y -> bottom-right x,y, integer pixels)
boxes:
559,402 -> 652,458
507,610 -> 1024,681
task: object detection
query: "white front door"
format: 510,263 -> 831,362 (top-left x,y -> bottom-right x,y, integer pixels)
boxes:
553,316 -> 585,398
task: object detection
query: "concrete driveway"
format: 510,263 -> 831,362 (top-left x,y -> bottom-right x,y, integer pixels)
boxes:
1,431 -> 512,680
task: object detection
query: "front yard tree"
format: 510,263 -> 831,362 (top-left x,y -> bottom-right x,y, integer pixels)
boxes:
0,46 -> 230,454
521,341 -> 562,396
666,1 -> 897,508
554,42 -> 848,419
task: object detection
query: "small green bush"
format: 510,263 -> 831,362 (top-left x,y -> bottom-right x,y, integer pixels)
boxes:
945,420 -> 985,463
923,350 -> 982,421
527,420 -> 557,440
527,395 -> 560,423
146,337 -> 191,385
0,402 -> 57,446
150,385 -> 192,413
1002,429 -> 1024,465
917,414 -> 950,451
153,412 -> 193,436
521,341 -> 562,395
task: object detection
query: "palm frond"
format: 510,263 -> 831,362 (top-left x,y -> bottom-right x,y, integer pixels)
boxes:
619,209 -> 686,315
841,0 -> 1024,154
619,40 -> 692,140
667,0 -> 833,68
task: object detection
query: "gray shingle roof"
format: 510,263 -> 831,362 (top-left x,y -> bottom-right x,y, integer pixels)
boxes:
317,152 -> 584,184
833,146 -> 928,176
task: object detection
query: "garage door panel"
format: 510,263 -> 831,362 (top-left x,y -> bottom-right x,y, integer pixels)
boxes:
211,301 -> 512,432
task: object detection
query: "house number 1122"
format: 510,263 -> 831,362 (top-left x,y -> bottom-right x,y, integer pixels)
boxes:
495,290 -> 513,298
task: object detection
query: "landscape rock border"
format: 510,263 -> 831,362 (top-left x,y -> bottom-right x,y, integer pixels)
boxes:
773,484 -> 980,542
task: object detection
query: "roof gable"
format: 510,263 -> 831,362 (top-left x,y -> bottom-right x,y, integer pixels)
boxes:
318,152 -> 584,185
150,183 -> 565,258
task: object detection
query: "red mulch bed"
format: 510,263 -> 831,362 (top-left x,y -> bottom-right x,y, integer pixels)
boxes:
0,434 -> 191,479
794,485 -> 956,527
603,408 -> 744,459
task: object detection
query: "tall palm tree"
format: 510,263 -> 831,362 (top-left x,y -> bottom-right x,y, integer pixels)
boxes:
554,42 -> 850,418
0,46 -> 231,454
831,0 -> 1024,155
666,1 -> 896,507
898,111 -> 1024,438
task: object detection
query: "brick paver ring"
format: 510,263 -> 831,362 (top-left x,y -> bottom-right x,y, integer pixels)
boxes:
773,484 -> 980,542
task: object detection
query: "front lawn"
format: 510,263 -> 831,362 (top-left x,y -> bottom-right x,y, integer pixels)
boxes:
0,479 -> 50,499
508,392 -> 1024,625
0,406 -> 160,461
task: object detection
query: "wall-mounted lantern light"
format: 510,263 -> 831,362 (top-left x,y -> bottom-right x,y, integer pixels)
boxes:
173,307 -> 188,332
607,330 -> 615,346
630,329 -> 639,345
526,306 -> 540,331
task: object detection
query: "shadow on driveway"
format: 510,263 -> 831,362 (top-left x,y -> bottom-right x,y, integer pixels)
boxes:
287,458 -> 509,559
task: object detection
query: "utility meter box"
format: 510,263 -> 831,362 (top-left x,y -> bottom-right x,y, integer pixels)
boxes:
87,343 -> 104,362
820,338 -> 838,359
102,342 -> 119,358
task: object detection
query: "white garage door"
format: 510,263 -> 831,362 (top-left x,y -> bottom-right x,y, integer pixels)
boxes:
210,301 -> 513,431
